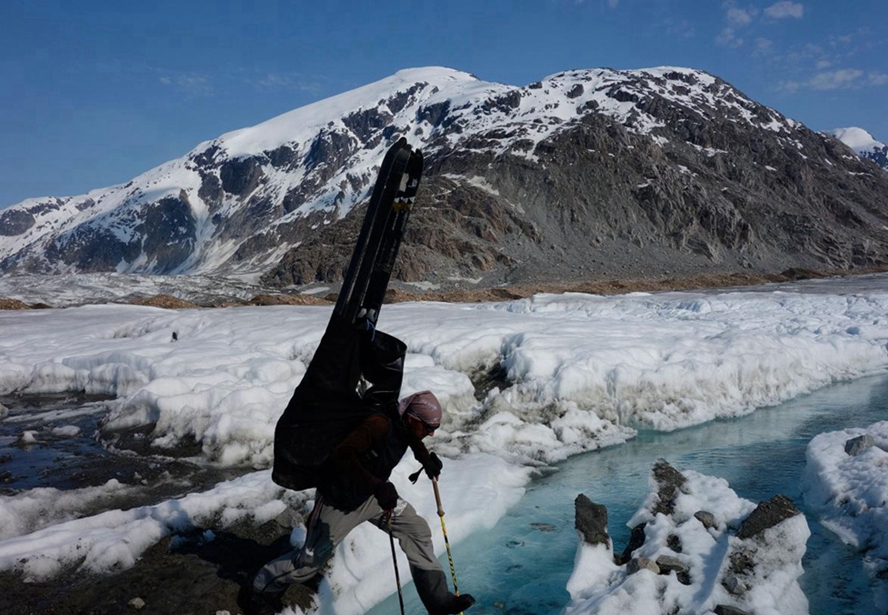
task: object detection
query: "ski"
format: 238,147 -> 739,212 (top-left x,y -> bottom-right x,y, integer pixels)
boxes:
334,137 -> 423,325
272,138 -> 422,491
360,146 -> 423,324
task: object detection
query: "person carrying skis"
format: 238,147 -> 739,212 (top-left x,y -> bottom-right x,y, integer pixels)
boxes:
249,386 -> 475,615
246,138 -> 471,614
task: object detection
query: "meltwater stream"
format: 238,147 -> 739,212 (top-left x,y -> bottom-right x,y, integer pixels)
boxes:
369,373 -> 888,615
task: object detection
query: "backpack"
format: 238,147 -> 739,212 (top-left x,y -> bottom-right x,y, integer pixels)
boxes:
271,316 -> 407,491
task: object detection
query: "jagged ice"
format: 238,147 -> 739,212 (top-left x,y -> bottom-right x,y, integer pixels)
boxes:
1,282 -> 888,613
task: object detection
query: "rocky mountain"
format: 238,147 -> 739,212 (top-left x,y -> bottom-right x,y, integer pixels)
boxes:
2,66 -> 888,289
831,127 -> 888,172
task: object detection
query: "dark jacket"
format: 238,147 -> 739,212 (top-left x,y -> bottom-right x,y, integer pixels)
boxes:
317,413 -> 431,512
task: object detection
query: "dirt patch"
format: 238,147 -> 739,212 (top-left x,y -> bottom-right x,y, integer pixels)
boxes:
379,268 -> 867,304
0,393 -> 315,614
248,293 -> 333,306
0,298 -> 30,310
0,518 -> 313,615
128,294 -> 201,309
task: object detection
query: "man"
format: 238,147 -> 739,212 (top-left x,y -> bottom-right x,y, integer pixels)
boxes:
251,390 -> 475,615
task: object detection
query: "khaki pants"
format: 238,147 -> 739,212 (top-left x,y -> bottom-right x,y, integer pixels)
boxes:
253,495 -> 452,612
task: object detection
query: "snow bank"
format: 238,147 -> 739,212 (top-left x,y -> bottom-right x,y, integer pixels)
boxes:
802,420 -> 888,611
0,471 -> 293,581
565,466 -> 809,615
1,283 -> 886,613
0,454 -> 529,614
2,289 -> 888,468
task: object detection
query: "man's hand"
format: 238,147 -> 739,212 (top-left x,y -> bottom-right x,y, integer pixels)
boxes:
409,452 -> 444,484
423,452 -> 443,480
374,481 -> 399,511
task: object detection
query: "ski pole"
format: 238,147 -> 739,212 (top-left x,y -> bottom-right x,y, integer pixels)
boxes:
386,511 -> 406,615
432,477 -> 462,607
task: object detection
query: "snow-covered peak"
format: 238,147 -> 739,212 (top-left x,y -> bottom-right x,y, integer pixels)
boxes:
217,67 -> 482,158
831,126 -> 888,172
831,127 -> 885,152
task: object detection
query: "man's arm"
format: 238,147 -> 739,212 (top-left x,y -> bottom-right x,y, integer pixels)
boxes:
409,437 -> 431,464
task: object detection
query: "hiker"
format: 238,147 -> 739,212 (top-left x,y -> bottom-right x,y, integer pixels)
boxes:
242,138 -> 459,614
251,318 -> 475,615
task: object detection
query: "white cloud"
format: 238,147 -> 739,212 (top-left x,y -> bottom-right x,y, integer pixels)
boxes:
779,67 -> 886,92
158,73 -> 213,96
717,2 -> 758,46
765,1 -> 804,19
253,72 -> 324,94
815,59 -> 833,70
754,37 -> 774,55
727,6 -> 754,26
809,69 -> 863,90
716,27 -> 744,48
664,18 -> 696,39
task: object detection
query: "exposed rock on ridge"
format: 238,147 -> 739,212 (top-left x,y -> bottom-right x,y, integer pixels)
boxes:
2,67 -> 888,286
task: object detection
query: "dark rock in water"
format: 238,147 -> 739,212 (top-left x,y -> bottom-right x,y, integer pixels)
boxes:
844,433 -> 875,456
694,510 -> 716,529
667,533 -> 683,552
616,523 -> 647,565
652,459 -> 687,516
627,557 -> 660,575
737,494 -> 800,540
714,605 -> 750,615
574,494 -> 610,547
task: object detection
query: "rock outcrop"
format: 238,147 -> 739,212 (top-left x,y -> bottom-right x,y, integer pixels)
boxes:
567,460 -> 809,615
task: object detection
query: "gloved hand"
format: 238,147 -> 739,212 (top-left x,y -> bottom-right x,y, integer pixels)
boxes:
409,452 -> 444,483
423,452 -> 443,480
375,481 -> 399,511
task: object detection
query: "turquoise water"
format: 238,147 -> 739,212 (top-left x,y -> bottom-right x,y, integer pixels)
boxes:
369,373 -> 888,615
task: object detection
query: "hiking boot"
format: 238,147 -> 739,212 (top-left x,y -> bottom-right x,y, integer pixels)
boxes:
430,593 -> 476,615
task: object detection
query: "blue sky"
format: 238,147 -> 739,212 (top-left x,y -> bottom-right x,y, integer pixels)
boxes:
2,0 -> 885,209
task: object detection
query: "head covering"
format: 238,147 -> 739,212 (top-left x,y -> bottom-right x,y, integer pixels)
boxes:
398,390 -> 442,429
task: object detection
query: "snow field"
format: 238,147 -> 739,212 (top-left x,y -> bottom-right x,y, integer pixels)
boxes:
3,290 -> 887,467
1,285 -> 887,613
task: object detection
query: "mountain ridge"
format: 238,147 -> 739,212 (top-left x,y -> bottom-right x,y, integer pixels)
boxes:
2,65 -> 887,287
